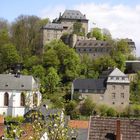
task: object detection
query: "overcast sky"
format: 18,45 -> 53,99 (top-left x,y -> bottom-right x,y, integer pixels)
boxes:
0,0 -> 140,56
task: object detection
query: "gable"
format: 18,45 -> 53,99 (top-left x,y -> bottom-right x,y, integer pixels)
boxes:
109,68 -> 126,77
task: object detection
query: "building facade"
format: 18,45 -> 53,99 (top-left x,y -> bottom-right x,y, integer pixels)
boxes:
42,10 -> 88,45
0,74 -> 41,117
71,68 -> 130,110
75,39 -> 113,59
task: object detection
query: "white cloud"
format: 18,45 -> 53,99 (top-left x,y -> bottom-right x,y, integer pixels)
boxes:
39,3 -> 140,56
39,5 -> 66,21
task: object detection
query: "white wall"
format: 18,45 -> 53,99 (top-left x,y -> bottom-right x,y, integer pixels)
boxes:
0,90 -> 41,117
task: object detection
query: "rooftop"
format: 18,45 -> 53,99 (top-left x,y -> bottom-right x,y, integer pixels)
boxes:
73,78 -> 106,91
43,23 -> 63,30
60,10 -> 88,20
75,40 -> 112,48
68,120 -> 89,129
0,74 -> 38,90
88,117 -> 140,140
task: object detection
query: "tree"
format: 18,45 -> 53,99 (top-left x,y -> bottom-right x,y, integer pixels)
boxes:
45,67 -> 60,93
0,43 -> 20,72
43,48 -> 60,70
80,54 -> 99,78
31,65 -> 46,81
0,18 -> 11,45
90,27 -> 103,40
11,15 -> 49,59
44,40 -> 81,82
80,98 -> 96,116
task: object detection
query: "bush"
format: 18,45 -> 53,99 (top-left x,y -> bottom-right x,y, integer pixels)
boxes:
80,98 -> 96,116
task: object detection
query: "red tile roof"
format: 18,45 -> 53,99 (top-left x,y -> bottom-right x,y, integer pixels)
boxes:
88,117 -> 140,140
68,120 -> 89,129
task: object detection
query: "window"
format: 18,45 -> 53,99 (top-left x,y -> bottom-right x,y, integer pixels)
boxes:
112,93 -> 116,99
112,102 -> 115,105
110,77 -> 114,80
20,92 -> 25,106
4,92 -> 9,106
33,93 -> 38,106
121,93 -> 124,98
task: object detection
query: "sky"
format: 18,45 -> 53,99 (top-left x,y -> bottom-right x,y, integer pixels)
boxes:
0,0 -> 140,56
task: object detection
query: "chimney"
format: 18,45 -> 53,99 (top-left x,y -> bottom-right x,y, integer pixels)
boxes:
116,120 -> 121,140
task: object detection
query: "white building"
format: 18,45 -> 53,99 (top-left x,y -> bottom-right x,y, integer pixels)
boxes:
0,74 -> 41,117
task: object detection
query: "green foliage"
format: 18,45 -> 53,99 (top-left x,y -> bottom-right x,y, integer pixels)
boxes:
0,43 -> 20,72
80,98 -> 96,116
43,48 -> 60,70
91,27 -> 103,40
130,71 -> 140,104
11,15 -> 49,59
94,104 -> 117,117
80,54 -> 99,78
5,116 -> 24,123
31,65 -> 46,80
45,67 -> 60,93
24,55 -> 41,68
44,40 -> 81,82
65,100 -> 77,115
73,22 -> 85,36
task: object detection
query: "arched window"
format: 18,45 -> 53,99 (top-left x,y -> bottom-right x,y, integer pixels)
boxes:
20,92 -> 25,106
33,93 -> 38,106
4,92 -> 9,106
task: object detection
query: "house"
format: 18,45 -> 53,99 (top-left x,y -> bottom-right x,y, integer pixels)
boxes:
71,68 -> 130,110
0,74 -> 41,117
68,120 -> 89,140
42,10 -> 88,45
88,116 -> 140,140
75,39 -> 112,59
0,115 -> 4,139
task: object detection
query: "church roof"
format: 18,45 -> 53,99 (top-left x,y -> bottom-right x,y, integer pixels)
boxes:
0,74 -> 38,90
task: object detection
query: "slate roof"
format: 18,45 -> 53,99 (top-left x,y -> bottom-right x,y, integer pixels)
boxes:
75,40 -> 111,48
60,10 -> 87,20
43,23 -> 63,30
73,78 -> 106,90
0,74 -> 38,90
88,117 -> 140,140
